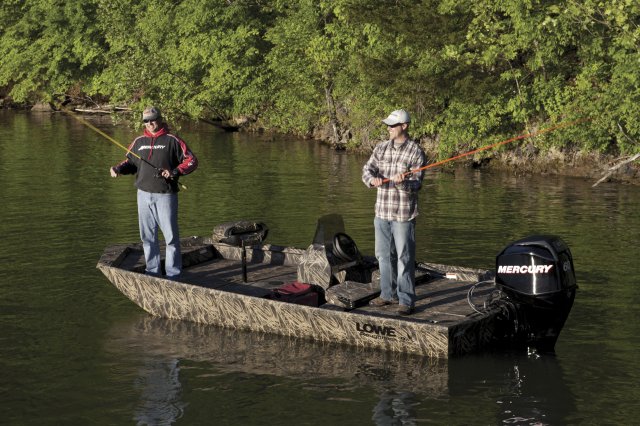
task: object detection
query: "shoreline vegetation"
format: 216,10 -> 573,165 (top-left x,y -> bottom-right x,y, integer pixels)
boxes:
2,1 -> 639,185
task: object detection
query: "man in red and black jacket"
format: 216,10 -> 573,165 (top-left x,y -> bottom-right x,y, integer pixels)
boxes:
110,106 -> 198,278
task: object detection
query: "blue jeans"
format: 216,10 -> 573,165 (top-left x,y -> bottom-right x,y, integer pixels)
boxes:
374,217 -> 416,307
137,190 -> 181,277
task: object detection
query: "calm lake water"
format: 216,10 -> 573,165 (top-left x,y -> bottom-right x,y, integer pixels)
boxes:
1,110 -> 639,425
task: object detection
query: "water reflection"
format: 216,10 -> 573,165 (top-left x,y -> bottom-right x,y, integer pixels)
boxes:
107,315 -> 448,392
133,358 -> 185,425
449,352 -> 575,425
107,315 -> 447,424
106,315 -> 575,425
371,391 -> 419,425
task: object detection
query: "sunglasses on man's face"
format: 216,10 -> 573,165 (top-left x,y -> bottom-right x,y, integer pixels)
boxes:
143,119 -> 157,124
387,123 -> 403,128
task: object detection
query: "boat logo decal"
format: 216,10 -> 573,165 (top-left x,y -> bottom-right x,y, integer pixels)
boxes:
497,264 -> 554,274
356,322 -> 413,343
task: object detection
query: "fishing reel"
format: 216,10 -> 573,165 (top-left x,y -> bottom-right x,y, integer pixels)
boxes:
154,169 -> 179,179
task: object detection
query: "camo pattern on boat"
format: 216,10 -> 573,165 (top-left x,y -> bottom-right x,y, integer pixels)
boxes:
211,221 -> 269,247
295,244 -> 377,290
207,241 -> 306,266
99,267 -> 453,357
296,244 -> 341,289
97,247 -> 452,357
417,262 -> 495,282
97,239 -> 506,358
325,280 -> 378,309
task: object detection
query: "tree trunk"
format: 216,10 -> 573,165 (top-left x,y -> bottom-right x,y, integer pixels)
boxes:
325,85 -> 343,148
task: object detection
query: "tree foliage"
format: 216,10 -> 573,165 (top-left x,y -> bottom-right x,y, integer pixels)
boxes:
1,0 -> 639,157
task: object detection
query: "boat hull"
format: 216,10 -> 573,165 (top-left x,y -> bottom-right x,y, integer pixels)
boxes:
99,263 -> 460,357
97,242 -> 504,358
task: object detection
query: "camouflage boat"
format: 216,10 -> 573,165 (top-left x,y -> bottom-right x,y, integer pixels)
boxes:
97,214 -> 577,358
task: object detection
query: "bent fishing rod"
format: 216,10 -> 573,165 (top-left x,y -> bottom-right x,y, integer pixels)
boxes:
60,106 -> 187,189
382,117 -> 590,183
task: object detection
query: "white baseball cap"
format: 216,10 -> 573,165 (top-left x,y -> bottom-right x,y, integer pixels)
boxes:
382,109 -> 410,126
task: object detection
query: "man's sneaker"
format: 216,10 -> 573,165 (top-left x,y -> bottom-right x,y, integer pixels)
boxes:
397,305 -> 414,316
369,297 -> 393,307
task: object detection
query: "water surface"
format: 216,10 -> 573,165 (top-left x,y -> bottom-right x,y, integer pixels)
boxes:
1,110 -> 639,425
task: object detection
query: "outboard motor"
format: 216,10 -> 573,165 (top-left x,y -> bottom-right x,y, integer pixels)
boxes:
495,235 -> 577,352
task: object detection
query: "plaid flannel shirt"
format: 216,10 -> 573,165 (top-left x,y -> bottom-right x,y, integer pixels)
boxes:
362,138 -> 426,222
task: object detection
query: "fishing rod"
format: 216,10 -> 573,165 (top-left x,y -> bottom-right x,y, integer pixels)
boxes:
60,106 -> 187,189
382,117 -> 590,183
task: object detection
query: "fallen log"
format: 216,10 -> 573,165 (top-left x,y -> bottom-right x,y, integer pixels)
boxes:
593,153 -> 640,187
72,106 -> 131,114
593,123 -> 640,187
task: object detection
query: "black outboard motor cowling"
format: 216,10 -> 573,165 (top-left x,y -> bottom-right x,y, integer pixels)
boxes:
495,235 -> 577,352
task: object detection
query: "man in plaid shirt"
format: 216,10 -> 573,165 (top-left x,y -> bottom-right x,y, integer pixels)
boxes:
362,109 -> 426,315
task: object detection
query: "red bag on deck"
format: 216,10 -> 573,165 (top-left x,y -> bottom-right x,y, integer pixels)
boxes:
271,281 -> 319,307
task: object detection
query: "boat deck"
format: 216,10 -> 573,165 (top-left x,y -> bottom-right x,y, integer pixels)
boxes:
117,242 -> 497,326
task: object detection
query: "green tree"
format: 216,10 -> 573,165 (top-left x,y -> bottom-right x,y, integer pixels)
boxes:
0,0 -> 105,103
437,0 -> 640,155
1,0 -> 638,160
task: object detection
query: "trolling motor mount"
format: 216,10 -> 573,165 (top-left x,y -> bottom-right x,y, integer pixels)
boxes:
212,221 -> 269,282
